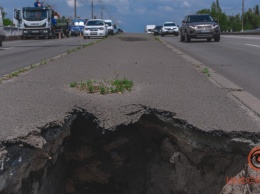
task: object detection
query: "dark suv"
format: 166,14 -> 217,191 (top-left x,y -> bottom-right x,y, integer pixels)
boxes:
179,14 -> 220,42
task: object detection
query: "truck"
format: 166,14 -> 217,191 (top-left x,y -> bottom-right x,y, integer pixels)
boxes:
13,3 -> 63,39
0,9 -> 5,46
54,18 -> 70,38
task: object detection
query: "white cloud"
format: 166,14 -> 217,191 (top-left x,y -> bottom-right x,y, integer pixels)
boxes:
182,1 -> 191,8
158,5 -> 174,12
66,0 -> 83,8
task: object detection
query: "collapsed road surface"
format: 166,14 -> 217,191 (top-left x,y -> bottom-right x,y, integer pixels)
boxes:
0,33 -> 260,194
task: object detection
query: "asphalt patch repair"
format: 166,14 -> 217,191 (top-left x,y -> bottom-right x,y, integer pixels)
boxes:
0,107 -> 258,194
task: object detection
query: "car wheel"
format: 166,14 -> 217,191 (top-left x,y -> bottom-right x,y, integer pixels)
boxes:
179,33 -> 185,42
184,32 -> 190,42
214,36 -> 220,42
87,36 -> 90,39
84,36 -> 86,39
207,38 -> 211,42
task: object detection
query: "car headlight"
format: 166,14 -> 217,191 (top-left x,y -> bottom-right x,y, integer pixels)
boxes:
212,24 -> 219,29
188,25 -> 197,29
99,27 -> 104,30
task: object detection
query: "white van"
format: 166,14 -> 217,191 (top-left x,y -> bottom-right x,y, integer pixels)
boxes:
0,9 -> 5,46
104,19 -> 115,36
145,25 -> 156,34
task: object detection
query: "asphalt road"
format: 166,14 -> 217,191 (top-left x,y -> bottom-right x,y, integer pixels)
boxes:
160,35 -> 260,100
0,36 -> 97,76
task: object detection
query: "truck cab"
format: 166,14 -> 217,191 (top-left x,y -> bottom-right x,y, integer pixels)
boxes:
13,6 -> 55,39
0,9 -> 5,46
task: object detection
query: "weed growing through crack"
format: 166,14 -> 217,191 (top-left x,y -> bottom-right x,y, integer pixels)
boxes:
70,81 -> 77,87
70,78 -> 133,95
202,67 -> 210,77
154,37 -> 162,42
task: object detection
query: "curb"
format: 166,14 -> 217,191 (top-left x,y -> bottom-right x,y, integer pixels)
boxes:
160,39 -> 260,117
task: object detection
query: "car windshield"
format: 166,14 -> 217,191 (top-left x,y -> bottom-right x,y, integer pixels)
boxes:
105,22 -> 112,26
23,9 -> 47,21
164,23 -> 176,26
87,20 -> 104,26
189,15 -> 214,22
72,20 -> 85,26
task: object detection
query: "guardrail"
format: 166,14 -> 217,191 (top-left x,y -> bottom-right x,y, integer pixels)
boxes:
221,31 -> 260,35
4,27 -> 23,36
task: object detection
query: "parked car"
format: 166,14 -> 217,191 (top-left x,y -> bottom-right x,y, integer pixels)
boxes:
161,22 -> 179,36
83,19 -> 108,39
69,18 -> 88,36
179,14 -> 220,42
153,25 -> 162,36
145,25 -> 156,34
113,24 -> 119,34
117,28 -> 125,34
104,19 -> 115,35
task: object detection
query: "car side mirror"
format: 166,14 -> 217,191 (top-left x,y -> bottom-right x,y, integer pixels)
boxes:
105,24 -> 108,27
182,20 -> 186,23
177,25 -> 179,27
214,19 -> 219,23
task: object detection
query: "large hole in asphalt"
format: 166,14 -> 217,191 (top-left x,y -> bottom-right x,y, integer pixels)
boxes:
0,108 -> 255,194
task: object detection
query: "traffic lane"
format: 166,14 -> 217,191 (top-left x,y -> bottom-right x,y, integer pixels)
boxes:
161,35 -> 260,100
0,37 -> 97,76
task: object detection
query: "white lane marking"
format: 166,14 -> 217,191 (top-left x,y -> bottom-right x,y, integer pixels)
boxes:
44,41 -> 55,43
222,35 -> 260,40
0,47 -> 14,50
245,44 -> 260,48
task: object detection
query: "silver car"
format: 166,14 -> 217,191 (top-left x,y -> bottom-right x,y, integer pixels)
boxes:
179,14 -> 221,42
83,19 -> 108,39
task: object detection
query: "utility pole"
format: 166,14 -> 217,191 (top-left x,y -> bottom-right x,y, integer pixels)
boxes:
242,0 -> 244,31
91,0 -> 94,19
74,0 -> 77,18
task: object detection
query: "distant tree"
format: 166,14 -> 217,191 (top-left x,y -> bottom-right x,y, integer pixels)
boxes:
196,1 -> 260,31
244,8 -> 259,29
253,5 -> 259,15
196,9 -> 211,15
3,18 -> 13,26
228,14 -> 242,32
0,6 -> 7,18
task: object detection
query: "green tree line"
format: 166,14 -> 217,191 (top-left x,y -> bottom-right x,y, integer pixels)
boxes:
196,0 -> 260,32
0,6 -> 13,26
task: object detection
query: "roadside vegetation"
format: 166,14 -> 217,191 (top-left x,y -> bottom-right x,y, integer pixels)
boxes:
201,67 -> 211,77
197,1 -> 260,32
70,78 -> 134,95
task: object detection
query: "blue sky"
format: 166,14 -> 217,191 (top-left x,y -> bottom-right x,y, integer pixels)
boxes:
1,0 -> 259,32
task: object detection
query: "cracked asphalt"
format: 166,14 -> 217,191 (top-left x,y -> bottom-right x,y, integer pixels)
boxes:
0,33 -> 260,141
